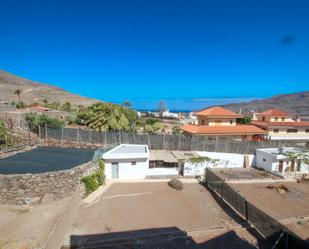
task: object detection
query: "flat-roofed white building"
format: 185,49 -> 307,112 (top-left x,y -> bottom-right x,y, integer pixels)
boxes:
102,144 -> 149,179
255,147 -> 309,177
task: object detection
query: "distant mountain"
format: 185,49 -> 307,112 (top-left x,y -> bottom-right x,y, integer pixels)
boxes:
222,92 -> 309,115
0,69 -> 98,106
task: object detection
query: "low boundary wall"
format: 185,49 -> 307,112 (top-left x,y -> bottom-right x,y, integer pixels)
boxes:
0,161 -> 97,205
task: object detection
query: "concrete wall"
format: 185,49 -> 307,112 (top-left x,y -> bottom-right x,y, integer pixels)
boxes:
0,162 -> 97,205
256,150 -> 309,175
183,151 -> 252,176
105,158 -> 149,179
255,150 -> 276,172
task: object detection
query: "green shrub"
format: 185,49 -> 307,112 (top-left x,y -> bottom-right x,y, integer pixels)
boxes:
25,112 -> 64,132
81,159 -> 106,196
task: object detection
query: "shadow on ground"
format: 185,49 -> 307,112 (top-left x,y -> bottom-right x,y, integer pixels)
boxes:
64,227 -> 260,249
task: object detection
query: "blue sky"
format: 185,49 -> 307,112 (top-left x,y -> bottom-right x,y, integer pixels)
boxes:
1,0 -> 309,110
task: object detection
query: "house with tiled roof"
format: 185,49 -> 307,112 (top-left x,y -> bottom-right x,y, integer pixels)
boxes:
180,106 -> 267,140
252,108 -> 309,140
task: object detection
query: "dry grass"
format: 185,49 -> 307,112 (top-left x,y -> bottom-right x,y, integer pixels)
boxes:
265,184 -> 289,193
6,208 -> 29,215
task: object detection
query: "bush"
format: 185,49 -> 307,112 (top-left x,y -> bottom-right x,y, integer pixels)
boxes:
81,159 -> 106,195
168,178 -> 183,191
25,112 -> 64,132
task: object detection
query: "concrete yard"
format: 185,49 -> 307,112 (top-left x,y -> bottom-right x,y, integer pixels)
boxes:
66,181 -> 267,248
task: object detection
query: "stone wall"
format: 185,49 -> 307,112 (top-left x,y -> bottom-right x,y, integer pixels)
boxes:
0,161 -> 98,205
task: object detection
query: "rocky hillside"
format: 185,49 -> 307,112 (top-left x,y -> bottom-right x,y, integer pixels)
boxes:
222,91 -> 309,115
0,70 -> 98,106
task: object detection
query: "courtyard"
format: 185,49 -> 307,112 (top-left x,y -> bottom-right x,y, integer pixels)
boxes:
65,181 -> 268,248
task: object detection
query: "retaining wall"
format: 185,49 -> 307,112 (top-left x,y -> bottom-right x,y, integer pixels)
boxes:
0,161 -> 97,205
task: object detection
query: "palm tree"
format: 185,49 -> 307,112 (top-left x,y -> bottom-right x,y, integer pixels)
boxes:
14,89 -> 22,106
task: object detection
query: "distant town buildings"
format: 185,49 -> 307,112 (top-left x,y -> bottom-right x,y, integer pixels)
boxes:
251,109 -> 309,140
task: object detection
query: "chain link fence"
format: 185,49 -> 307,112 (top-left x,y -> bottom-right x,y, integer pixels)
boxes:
206,169 -> 309,249
39,125 -> 309,154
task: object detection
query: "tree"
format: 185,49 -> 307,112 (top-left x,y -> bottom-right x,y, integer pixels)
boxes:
172,126 -> 181,135
77,102 -> 137,132
14,89 -> 22,107
157,100 -> 167,116
238,116 -> 252,124
123,101 -> 132,108
0,120 -> 11,148
61,102 -> 72,112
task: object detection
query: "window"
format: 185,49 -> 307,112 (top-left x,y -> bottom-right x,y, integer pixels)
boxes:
282,118 -> 285,121
262,116 -> 265,121
201,119 -> 205,125
306,129 -> 309,133
273,129 -> 279,133
263,158 -> 266,162
274,117 -> 278,121
287,129 -> 298,133
131,161 -> 136,166
230,120 -> 233,125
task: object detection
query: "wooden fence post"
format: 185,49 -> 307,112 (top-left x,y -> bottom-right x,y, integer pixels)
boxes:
77,128 -> 79,143
38,125 -> 41,138
61,125 -> 64,141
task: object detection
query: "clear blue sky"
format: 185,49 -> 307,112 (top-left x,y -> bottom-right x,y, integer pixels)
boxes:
1,0 -> 309,109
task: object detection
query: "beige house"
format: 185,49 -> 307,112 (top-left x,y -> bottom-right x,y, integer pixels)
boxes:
252,109 -> 309,140
181,106 -> 267,140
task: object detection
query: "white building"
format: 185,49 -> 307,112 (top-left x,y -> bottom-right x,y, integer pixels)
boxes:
102,144 -> 149,179
255,147 -> 309,176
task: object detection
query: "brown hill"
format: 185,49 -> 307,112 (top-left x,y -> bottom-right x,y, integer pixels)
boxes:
221,91 -> 309,115
0,69 -> 98,106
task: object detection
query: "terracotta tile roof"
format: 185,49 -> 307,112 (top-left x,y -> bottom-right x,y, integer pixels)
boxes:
194,106 -> 242,117
180,124 -> 267,135
257,109 -> 291,117
252,120 -> 309,128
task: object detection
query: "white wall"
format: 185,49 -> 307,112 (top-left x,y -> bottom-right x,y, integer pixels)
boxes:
146,167 -> 179,176
105,158 -> 149,179
255,150 -> 276,172
183,151 -> 252,176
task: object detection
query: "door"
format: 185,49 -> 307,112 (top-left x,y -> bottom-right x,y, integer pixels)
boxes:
111,162 -> 119,178
297,159 -> 301,172
278,160 -> 283,173
290,160 -> 295,173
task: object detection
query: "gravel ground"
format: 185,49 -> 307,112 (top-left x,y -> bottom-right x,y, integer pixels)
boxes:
0,197 -> 70,249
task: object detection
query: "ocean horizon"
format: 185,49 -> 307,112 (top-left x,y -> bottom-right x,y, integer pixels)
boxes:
112,97 -> 260,112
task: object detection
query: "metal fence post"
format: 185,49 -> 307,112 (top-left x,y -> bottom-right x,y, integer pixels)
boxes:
38,125 -> 41,138
45,123 -> 48,140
